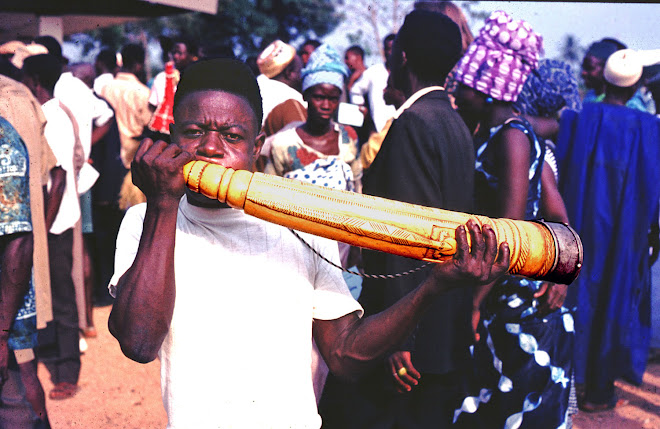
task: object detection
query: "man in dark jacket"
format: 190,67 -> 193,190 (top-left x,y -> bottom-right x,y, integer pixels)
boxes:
320,9 -> 476,428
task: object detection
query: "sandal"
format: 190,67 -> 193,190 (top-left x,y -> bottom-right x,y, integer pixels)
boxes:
81,327 -> 97,338
579,397 -> 629,412
49,382 -> 79,400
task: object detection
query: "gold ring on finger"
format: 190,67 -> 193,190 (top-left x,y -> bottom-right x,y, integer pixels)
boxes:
397,367 -> 407,377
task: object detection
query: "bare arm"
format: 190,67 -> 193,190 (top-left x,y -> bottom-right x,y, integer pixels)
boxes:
0,233 -> 34,380
108,139 -> 193,363
43,167 -> 66,231
540,161 -> 569,224
313,221 -> 510,381
523,116 -> 559,141
495,127 -> 532,220
537,160 -> 570,313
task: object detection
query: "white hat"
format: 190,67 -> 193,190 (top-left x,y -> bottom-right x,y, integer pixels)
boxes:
11,43 -> 49,69
604,49 -> 643,88
257,40 -> 296,78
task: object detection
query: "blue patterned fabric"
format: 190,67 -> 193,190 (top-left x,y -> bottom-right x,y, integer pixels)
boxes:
301,44 -> 349,92
0,117 -> 31,235
0,116 -> 37,351
456,117 -> 574,428
514,59 -> 582,118
556,103 -> 660,402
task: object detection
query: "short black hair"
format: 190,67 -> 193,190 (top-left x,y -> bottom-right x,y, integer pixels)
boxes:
121,44 -> 145,70
0,56 -> 21,80
601,37 -> 627,51
302,39 -> 321,49
96,48 -> 117,70
384,34 -> 396,49
34,35 -> 63,60
346,45 -> 365,59
22,54 -> 62,93
174,37 -> 199,58
173,58 -> 263,127
397,9 -> 462,83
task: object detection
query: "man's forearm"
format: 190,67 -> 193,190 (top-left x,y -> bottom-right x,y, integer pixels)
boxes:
315,275 -> 441,380
108,202 -> 178,363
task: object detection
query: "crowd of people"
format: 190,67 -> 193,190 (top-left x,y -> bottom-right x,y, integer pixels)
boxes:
0,1 -> 659,428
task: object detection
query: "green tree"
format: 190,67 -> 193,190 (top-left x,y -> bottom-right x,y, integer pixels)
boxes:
87,0 -> 341,60
332,0 -> 412,62
559,34 -> 583,64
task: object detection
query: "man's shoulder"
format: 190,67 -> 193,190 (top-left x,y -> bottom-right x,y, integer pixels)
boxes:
55,72 -> 89,92
42,99 -> 76,135
108,73 -> 149,93
364,63 -> 388,78
400,92 -> 455,120
0,75 -> 36,102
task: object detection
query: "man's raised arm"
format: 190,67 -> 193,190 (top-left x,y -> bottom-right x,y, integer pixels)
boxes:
108,139 -> 193,363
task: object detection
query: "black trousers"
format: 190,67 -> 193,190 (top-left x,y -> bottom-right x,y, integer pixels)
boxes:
38,228 -> 80,385
91,202 -> 123,305
320,367 -> 470,429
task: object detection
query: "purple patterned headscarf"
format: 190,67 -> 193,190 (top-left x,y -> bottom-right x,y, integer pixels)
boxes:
454,10 -> 543,102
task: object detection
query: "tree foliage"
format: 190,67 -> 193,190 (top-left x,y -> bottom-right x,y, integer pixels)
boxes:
86,0 -> 341,59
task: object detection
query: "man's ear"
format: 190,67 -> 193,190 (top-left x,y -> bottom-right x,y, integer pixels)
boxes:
401,51 -> 408,67
253,131 -> 266,158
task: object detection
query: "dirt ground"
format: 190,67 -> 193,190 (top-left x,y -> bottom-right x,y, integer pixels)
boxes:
38,304 -> 660,428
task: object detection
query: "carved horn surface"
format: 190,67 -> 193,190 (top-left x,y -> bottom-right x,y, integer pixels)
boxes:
183,160 -> 582,284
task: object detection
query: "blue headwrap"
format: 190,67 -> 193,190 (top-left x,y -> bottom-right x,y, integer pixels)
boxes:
301,44 -> 349,93
514,59 -> 582,117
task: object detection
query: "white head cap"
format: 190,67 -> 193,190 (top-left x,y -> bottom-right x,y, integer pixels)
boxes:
604,49 -> 643,88
604,48 -> 660,88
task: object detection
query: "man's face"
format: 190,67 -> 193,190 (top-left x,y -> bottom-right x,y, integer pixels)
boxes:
383,72 -> 405,109
453,83 -> 487,128
344,51 -> 362,73
171,90 -> 264,205
286,55 -> 303,92
581,54 -> 606,91
384,39 -> 394,65
171,43 -> 195,70
304,84 -> 341,125
300,44 -> 316,67
389,38 -> 408,94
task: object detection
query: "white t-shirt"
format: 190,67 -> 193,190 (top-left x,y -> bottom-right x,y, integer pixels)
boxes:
349,63 -> 396,133
110,196 -> 363,429
148,70 -> 167,108
54,72 -> 114,160
42,99 -> 81,234
257,74 -> 306,127
93,72 -> 114,97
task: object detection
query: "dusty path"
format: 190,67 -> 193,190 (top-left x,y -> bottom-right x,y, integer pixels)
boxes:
38,304 -> 660,428
38,304 -> 166,428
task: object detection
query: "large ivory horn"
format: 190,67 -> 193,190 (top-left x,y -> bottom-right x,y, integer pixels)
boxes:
183,161 -> 582,284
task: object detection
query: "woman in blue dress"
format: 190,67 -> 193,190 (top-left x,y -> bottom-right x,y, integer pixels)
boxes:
451,11 -> 574,429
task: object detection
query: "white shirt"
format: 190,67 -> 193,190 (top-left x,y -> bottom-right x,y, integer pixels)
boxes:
148,70 -> 167,108
257,74 -> 306,126
110,197 -> 362,429
42,99 -> 81,234
93,72 -> 114,96
349,63 -> 396,133
54,72 -> 114,160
